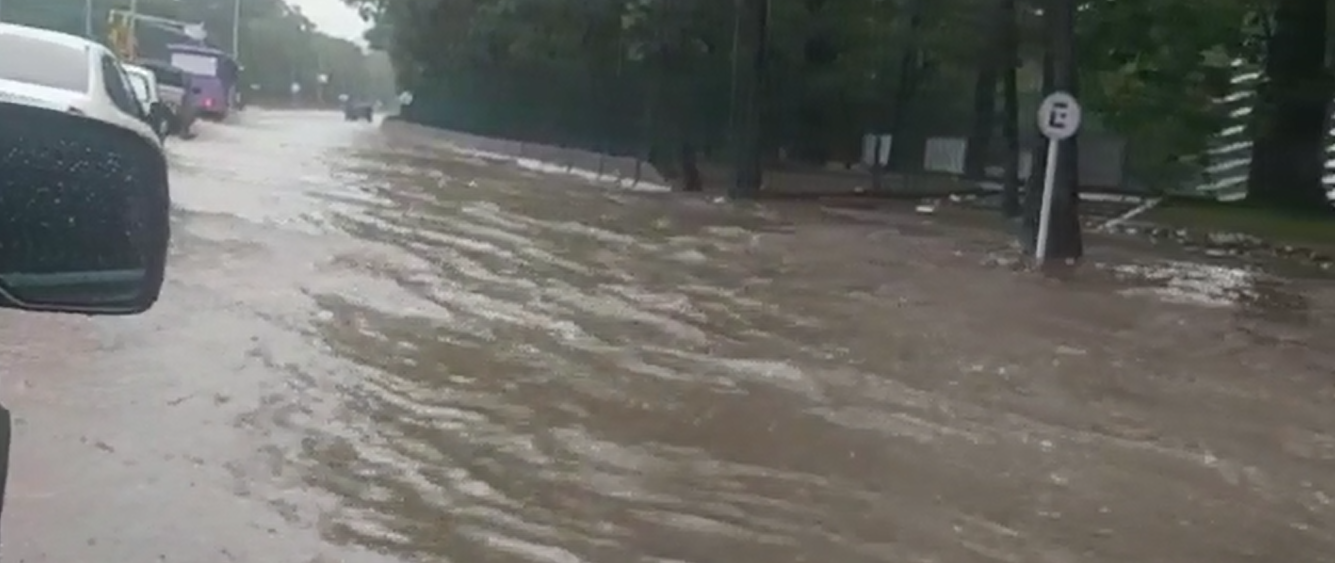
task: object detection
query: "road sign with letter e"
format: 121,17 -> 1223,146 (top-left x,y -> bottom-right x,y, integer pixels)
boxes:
1037,92 -> 1081,140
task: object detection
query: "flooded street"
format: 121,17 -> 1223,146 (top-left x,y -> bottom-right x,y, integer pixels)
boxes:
4,109 -> 1335,562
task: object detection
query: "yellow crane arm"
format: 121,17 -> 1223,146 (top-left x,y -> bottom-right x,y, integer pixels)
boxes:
105,9 -> 205,61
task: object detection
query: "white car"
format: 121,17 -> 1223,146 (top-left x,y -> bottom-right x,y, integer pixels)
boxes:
0,23 -> 162,148
123,63 -> 172,140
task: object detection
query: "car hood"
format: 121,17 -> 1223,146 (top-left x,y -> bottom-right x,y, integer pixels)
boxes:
0,78 -> 88,113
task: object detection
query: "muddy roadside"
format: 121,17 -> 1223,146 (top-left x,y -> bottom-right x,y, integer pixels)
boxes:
378,118 -> 1332,277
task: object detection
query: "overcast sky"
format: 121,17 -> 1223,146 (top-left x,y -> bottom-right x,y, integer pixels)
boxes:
285,0 -> 369,43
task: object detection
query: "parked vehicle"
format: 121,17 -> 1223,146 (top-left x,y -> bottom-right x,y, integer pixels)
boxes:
0,23 -> 162,148
134,59 -> 197,138
0,44 -> 175,525
123,64 -> 172,141
166,42 -> 238,121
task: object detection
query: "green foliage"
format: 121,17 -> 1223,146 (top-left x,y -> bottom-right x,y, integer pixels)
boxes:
1076,0 -> 1258,185
347,0 -> 1325,199
1148,197 -> 1335,245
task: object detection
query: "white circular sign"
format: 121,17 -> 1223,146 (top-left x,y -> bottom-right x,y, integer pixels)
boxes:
1037,91 -> 1081,140
318,74 -> 329,84
290,82 -> 301,94
183,23 -> 207,41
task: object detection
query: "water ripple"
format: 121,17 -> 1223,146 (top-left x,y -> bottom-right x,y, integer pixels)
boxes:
204,112 -> 1335,563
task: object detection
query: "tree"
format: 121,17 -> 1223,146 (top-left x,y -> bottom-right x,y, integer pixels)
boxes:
962,0 -> 1001,180
347,0 -> 1332,216
1246,0 -> 1332,212
998,0 -> 1021,216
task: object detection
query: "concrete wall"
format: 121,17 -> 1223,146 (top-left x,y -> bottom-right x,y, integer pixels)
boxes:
381,118 -> 669,188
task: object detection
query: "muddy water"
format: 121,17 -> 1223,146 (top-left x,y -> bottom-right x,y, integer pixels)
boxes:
2,110 -> 1334,562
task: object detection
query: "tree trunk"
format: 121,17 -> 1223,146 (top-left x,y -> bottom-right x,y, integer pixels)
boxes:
1245,0 -> 1331,212
729,0 -> 768,197
964,67 -> 997,178
886,0 -> 923,169
964,2 -> 1002,179
1021,0 -> 1082,261
680,141 -> 703,191
999,0 -> 1021,217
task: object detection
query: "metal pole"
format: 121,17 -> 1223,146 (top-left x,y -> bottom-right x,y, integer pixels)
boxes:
231,0 -> 241,59
128,0 -> 140,59
84,0 -> 93,38
1034,138 -> 1060,261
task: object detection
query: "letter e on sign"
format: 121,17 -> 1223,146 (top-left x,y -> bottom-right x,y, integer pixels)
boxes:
1037,92 -> 1081,140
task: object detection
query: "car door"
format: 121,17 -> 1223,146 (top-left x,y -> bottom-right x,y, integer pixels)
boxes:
98,54 -> 157,142
125,71 -> 154,111
99,54 -> 142,120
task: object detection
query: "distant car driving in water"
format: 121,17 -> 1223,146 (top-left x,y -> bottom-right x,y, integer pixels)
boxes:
342,98 -> 373,122
166,42 -> 238,121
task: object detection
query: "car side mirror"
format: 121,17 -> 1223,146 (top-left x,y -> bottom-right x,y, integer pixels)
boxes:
0,101 -> 170,314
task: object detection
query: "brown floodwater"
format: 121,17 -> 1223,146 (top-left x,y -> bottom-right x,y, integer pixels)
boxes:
2,110 -> 1333,563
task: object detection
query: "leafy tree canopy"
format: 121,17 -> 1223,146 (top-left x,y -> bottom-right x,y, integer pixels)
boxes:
345,0 -> 1277,178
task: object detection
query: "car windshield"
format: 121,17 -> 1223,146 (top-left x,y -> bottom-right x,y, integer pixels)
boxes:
125,72 -> 151,101
170,52 -> 218,77
147,65 -> 185,88
0,33 -> 88,92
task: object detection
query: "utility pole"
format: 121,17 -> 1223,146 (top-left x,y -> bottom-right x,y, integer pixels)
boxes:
728,0 -> 768,198
1022,0 -> 1082,262
84,0 -> 94,38
127,0 -> 140,58
231,0 -> 241,59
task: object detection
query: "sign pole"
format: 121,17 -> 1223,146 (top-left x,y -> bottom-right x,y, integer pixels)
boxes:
1034,137 -> 1060,261
1033,91 -> 1080,265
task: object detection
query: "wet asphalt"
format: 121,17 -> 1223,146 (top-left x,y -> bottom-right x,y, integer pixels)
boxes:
2,109 -> 1334,562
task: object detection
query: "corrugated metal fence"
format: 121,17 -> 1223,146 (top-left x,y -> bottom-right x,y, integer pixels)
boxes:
1191,61 -> 1335,203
